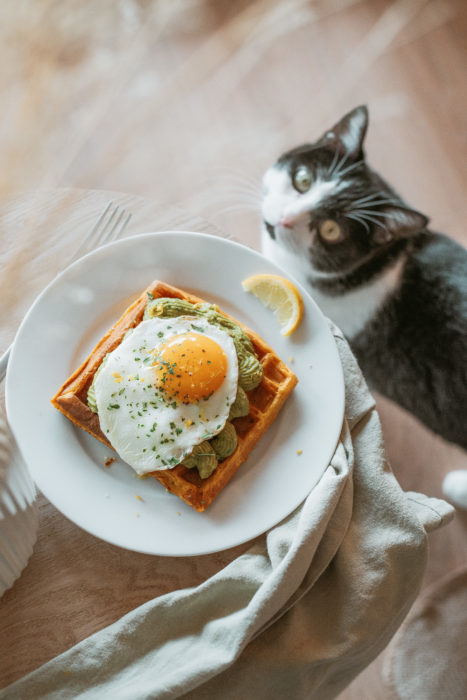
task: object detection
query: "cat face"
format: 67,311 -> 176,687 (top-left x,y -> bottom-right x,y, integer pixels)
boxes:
262,106 -> 428,280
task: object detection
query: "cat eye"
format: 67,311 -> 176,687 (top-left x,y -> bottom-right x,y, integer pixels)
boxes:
292,165 -> 312,193
319,219 -> 343,243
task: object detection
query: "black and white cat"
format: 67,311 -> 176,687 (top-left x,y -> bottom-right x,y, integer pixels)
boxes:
261,105 -> 467,508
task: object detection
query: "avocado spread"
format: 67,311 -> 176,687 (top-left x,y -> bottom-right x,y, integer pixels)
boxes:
87,296 -> 261,478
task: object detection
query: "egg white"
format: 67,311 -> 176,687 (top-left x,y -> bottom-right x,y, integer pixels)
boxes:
94,316 -> 238,474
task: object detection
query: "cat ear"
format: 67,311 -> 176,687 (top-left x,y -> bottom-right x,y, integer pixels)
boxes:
374,206 -> 429,243
323,105 -> 368,159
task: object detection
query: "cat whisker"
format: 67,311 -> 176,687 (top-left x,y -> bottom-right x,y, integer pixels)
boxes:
213,200 -> 261,212
344,213 -> 370,235
217,193 -> 261,207
351,199 -> 401,208
226,181 -> 262,194
351,192 -> 398,206
326,148 -> 340,178
211,167 -> 263,193
213,180 -> 263,198
329,149 -> 351,179
351,208 -> 401,222
210,185 -> 262,203
350,211 -> 390,232
223,189 -> 262,204
334,159 -> 364,179
352,192 -> 381,203
212,203 -> 262,216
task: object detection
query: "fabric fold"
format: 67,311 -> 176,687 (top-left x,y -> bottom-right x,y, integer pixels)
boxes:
1,325 -> 452,700
405,491 -> 454,533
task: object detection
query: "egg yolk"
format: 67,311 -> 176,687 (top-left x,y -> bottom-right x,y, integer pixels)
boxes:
153,332 -> 227,403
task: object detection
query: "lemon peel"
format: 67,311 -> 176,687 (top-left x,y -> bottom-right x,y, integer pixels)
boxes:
242,274 -> 304,336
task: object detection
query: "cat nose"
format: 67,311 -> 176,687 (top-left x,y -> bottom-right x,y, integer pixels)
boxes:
280,211 -> 307,228
279,216 -> 295,229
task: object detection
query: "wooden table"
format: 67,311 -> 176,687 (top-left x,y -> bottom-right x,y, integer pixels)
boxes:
1,1 -> 467,696
1,185 -> 466,698
0,189 -> 255,689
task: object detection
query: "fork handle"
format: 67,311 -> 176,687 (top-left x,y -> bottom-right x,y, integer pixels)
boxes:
0,346 -> 11,383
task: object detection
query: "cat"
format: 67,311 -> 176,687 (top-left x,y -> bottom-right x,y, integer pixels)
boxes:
261,105 -> 467,509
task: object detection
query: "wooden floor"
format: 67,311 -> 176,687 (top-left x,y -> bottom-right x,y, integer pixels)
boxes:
1,0 -> 467,696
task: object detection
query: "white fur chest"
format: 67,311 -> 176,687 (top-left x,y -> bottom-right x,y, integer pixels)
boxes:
261,229 -> 405,339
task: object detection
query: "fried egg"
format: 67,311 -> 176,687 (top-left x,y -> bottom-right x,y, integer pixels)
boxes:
94,316 -> 238,474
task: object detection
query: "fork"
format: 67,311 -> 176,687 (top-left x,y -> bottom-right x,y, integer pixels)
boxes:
0,201 -> 132,383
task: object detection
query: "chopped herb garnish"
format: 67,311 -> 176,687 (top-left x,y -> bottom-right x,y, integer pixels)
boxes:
191,323 -> 205,333
107,403 -> 120,410
147,292 -> 154,300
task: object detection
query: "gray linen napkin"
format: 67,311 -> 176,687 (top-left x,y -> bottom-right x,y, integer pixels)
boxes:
0,326 -> 454,700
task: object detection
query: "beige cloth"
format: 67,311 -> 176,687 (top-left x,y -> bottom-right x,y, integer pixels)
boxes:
382,564 -> 467,700
0,325 -> 454,700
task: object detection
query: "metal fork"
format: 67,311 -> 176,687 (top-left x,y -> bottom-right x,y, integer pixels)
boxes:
0,201 -> 132,382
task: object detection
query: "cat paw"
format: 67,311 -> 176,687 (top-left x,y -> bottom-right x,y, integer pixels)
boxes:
442,470 -> 467,510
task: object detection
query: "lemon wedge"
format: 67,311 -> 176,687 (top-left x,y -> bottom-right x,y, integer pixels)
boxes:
242,274 -> 304,336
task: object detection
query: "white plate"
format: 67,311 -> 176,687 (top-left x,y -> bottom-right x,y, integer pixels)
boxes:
6,232 -> 344,556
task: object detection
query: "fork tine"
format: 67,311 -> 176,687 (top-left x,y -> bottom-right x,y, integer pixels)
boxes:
72,201 -> 115,260
72,202 -> 132,262
100,207 -> 131,245
88,201 -> 113,240
117,211 -> 132,238
1,201 -> 133,384
91,204 -> 118,245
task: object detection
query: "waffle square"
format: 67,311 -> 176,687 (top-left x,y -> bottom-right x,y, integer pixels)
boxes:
51,281 -> 298,511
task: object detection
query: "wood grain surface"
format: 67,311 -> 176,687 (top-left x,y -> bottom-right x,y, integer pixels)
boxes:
1,1 -> 466,696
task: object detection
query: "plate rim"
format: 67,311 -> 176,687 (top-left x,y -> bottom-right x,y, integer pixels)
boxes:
6,230 -> 345,556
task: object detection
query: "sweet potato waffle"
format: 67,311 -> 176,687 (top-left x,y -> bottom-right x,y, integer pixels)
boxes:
52,281 -> 298,511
